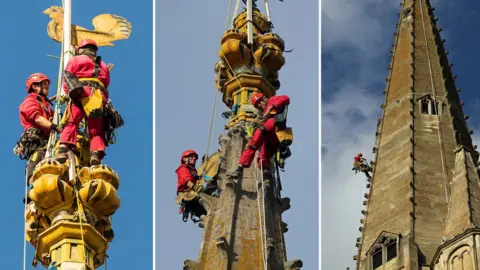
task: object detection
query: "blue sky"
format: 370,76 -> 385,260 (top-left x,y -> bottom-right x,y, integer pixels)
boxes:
322,0 -> 480,268
1,1 -> 152,269
157,1 -> 319,269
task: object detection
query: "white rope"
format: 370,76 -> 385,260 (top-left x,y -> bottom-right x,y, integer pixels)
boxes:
419,0 -> 449,203
23,173 -> 28,270
205,0 -> 239,161
205,90 -> 219,162
45,41 -> 65,158
255,159 -> 268,270
232,0 -> 242,24
225,0 -> 234,29
259,159 -> 268,270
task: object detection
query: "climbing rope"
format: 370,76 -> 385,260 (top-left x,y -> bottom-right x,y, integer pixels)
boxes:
74,190 -> 88,264
232,0 -> 242,24
255,158 -> 268,270
204,90 -> 219,165
204,0 -> 243,162
225,0 -> 234,29
46,40 -> 69,158
419,0 -> 449,203
23,174 -> 29,270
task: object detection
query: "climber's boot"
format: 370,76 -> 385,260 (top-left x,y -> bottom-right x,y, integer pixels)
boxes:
55,145 -> 69,163
90,151 -> 105,166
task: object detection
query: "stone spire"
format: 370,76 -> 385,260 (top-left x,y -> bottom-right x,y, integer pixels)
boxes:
353,0 -> 479,269
182,5 -> 302,270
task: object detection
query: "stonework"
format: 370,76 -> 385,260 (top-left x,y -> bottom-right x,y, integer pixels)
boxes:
354,0 -> 480,269
184,128 -> 301,270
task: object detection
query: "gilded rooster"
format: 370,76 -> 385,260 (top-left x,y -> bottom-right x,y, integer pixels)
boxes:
43,6 -> 132,47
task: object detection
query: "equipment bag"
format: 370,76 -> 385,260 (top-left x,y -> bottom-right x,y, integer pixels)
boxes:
274,105 -> 288,129
80,86 -> 104,118
104,99 -> 125,145
14,128 -> 48,160
275,126 -> 293,148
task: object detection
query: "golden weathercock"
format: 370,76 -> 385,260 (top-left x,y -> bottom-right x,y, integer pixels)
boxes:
23,4 -> 131,269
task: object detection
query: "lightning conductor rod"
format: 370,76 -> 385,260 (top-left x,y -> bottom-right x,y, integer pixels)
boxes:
46,54 -> 61,59
63,0 -> 72,69
264,0 -> 272,22
247,0 -> 254,45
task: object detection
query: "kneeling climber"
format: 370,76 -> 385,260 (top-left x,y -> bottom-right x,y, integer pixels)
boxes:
56,39 -> 111,165
354,153 -> 371,178
176,150 -> 204,195
229,92 -> 291,178
176,150 -> 207,223
16,73 -> 62,187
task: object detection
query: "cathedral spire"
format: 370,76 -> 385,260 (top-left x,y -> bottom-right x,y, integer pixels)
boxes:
354,0 -> 479,268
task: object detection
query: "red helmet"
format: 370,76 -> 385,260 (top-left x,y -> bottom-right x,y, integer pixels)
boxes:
26,73 -> 50,92
77,39 -> 98,54
251,92 -> 265,107
79,39 -> 98,49
181,150 -> 198,163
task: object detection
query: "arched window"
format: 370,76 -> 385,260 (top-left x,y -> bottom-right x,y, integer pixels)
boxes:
418,95 -> 440,115
368,234 -> 398,269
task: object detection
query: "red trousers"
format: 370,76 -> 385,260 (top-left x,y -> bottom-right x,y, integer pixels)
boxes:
239,117 -> 279,169
60,87 -> 106,153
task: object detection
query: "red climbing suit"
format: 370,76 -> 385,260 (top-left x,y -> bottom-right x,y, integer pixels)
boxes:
176,164 -> 199,193
59,54 -> 110,153
238,95 -> 290,169
19,93 -> 54,135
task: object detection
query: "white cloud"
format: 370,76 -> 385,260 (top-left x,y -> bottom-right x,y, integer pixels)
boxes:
323,0 -> 479,268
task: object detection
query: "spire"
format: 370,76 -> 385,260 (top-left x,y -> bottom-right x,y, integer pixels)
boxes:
182,4 -> 301,270
444,146 -> 480,238
354,0 -> 478,268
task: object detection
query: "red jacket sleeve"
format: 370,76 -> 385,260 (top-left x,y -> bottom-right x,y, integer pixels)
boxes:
63,58 -> 76,93
20,98 -> 43,123
269,95 -> 290,110
177,166 -> 195,187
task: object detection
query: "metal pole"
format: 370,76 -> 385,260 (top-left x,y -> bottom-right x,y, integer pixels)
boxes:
63,0 -> 72,70
247,0 -> 253,44
45,0 -> 72,158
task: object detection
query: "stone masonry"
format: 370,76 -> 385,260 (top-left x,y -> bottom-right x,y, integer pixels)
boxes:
183,128 -> 302,270
355,0 -> 480,269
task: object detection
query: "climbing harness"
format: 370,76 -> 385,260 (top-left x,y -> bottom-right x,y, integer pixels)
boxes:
179,196 -> 205,223
14,128 -> 49,161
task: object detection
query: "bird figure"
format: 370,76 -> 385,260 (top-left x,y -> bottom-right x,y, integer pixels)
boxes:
43,6 -> 132,47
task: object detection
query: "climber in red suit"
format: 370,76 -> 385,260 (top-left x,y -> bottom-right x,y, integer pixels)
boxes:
354,153 -> 371,178
229,92 -> 290,177
17,73 -> 61,186
176,150 -> 205,194
56,39 -> 110,165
